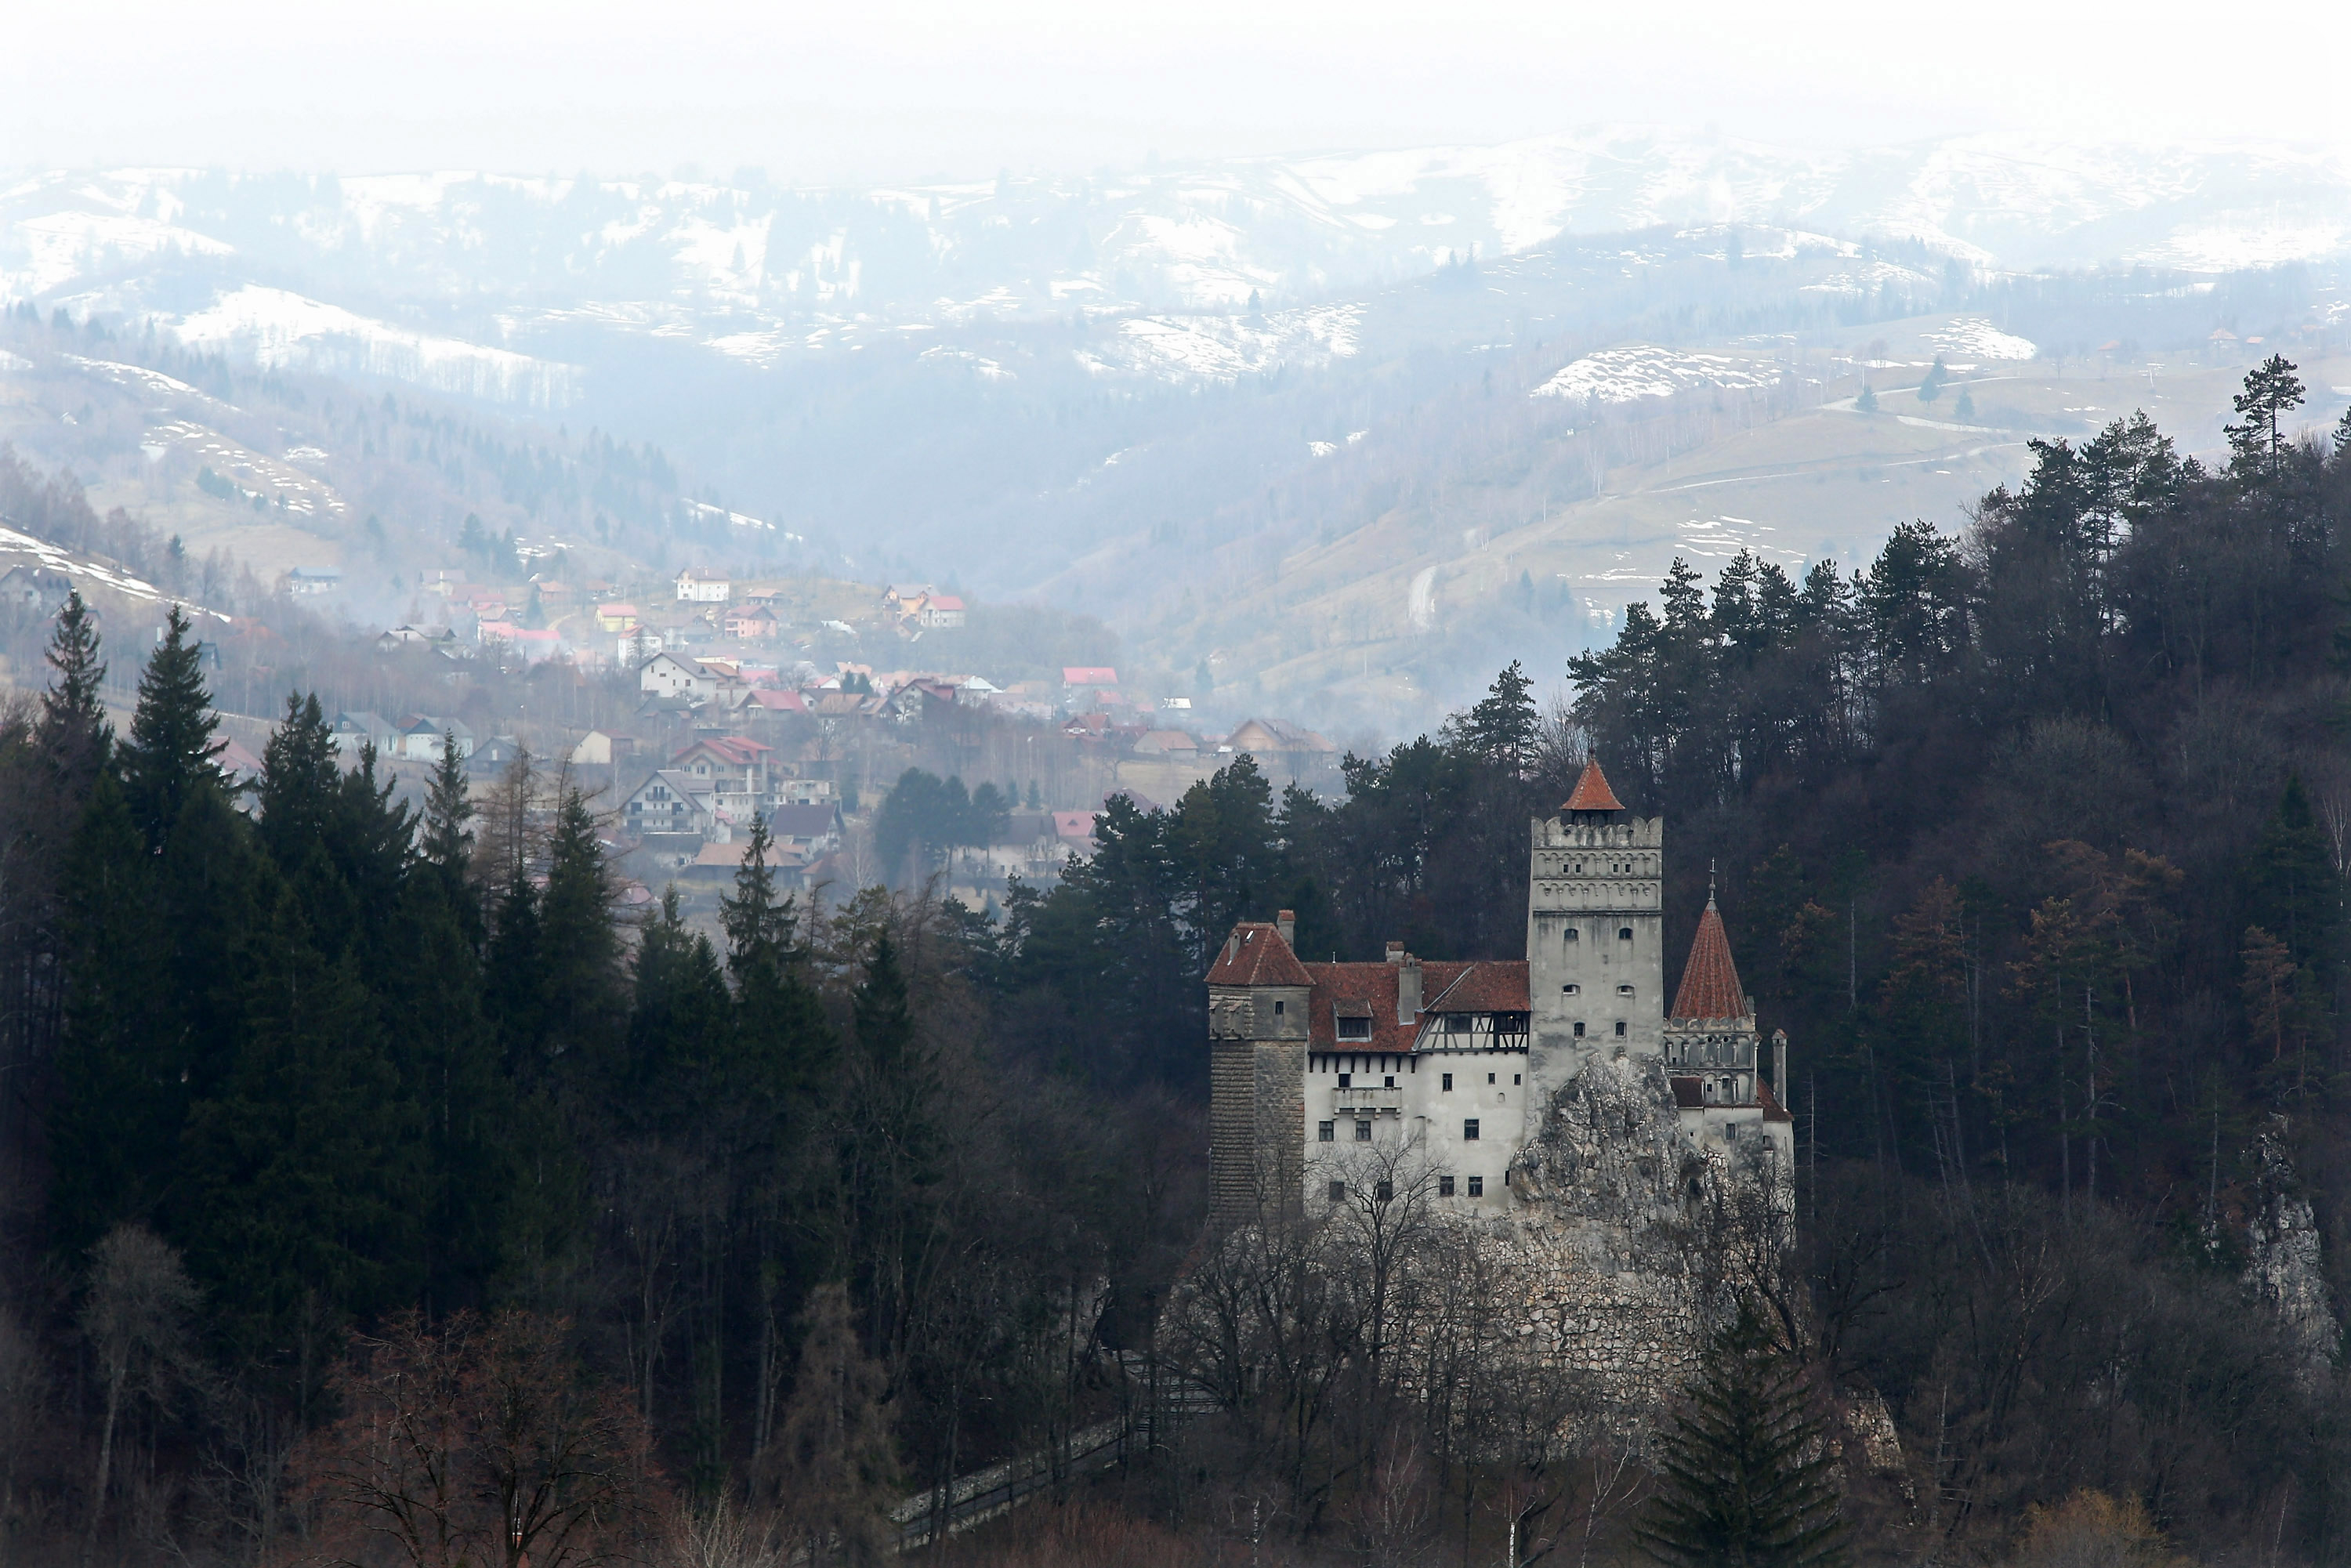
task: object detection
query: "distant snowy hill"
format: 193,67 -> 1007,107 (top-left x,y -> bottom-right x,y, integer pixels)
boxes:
5,130 -> 2351,404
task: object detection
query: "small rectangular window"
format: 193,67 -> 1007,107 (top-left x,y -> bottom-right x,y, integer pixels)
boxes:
1328,1180 -> 1345,1202
1564,928 -> 1579,943
1573,1022 -> 1585,1037
1513,1074 -> 1522,1085
1618,927 -> 1633,940
1615,1021 -> 1628,1037
1273,999 -> 1284,1015
1317,1121 -> 1335,1143
1464,1119 -> 1480,1141
1337,1015 -> 1371,1041
1563,983 -> 1580,994
1356,1121 -> 1372,1142
1338,1072 -> 1350,1088
1382,1075 -> 1395,1088
1467,1175 -> 1484,1197
1375,1180 -> 1393,1201
1439,1175 -> 1455,1197
1617,984 -> 1634,995
1442,1073 -> 1453,1092
1487,1073 -> 1496,1085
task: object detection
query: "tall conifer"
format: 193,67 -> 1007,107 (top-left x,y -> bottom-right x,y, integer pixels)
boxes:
122,605 -> 222,848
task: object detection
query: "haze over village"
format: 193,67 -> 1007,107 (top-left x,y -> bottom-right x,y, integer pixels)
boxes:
10,5 -> 2351,1567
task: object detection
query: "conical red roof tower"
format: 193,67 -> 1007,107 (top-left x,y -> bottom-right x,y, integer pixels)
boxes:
1563,758 -> 1625,813
1671,893 -> 1748,1021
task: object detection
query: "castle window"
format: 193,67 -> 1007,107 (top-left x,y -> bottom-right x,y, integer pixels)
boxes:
1574,1022 -> 1585,1037
1487,1073 -> 1495,1085
1563,983 -> 1580,995
1614,1021 -> 1628,1037
1356,1121 -> 1371,1142
1338,1073 -> 1350,1088
1442,1073 -> 1453,1092
1383,1075 -> 1395,1088
1440,1175 -> 1455,1197
1318,1121 -> 1335,1143
1464,1119 -> 1480,1141
1513,1074 -> 1522,1085
1337,1014 -> 1371,1041
1618,927 -> 1633,941
1564,927 -> 1579,943
1375,1180 -> 1393,1202
1467,1176 -> 1484,1197
1329,1180 -> 1346,1202
1617,984 -> 1635,996
1273,1000 -> 1284,1016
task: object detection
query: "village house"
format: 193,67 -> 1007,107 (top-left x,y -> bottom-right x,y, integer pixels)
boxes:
764,801 -> 845,861
1062,666 -> 1118,705
915,592 -> 966,629
671,736 -> 777,819
568,730 -> 637,767
595,603 -> 641,634
393,715 -> 475,761
330,712 -> 397,762
675,567 -> 731,603
621,770 -> 717,838
284,567 -> 342,597
0,567 -> 67,614
724,603 -> 781,641
639,651 -> 715,702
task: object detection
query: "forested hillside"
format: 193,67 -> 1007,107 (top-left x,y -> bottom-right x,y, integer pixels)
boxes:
2,359 -> 2350,1564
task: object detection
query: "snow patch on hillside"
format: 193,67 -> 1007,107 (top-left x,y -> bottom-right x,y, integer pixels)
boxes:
1083,304 -> 1361,383
173,286 -> 580,407
1929,317 -> 2037,360
5,210 -> 234,297
1532,344 -> 1779,403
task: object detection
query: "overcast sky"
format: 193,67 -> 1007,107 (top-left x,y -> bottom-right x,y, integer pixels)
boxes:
8,0 -> 2338,183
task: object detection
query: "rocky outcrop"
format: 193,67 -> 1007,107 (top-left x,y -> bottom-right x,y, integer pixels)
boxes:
2241,1117 -> 2337,1379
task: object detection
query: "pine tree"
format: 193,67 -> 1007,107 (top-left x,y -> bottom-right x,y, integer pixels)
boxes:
1634,1303 -> 1846,1567
1954,387 -> 1976,422
2224,354 -> 2306,479
723,815 -> 831,1103
121,605 -> 223,849
1855,384 -> 1877,414
1917,357 -> 1947,402
1458,660 -> 1540,771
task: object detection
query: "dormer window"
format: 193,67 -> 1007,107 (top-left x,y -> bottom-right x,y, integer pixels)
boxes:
1337,1014 -> 1371,1041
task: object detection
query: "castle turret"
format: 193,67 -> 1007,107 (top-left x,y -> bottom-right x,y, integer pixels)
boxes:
1206,915 -> 1313,1219
1662,888 -> 1793,1165
1526,759 -> 1665,1109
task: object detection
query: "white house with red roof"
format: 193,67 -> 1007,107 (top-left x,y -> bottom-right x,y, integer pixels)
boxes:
1206,757 -> 1794,1226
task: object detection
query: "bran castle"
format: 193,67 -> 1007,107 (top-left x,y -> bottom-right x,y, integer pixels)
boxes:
1204,759 -> 1796,1392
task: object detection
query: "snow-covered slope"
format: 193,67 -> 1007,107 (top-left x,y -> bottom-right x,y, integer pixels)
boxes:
5,129 -> 2351,406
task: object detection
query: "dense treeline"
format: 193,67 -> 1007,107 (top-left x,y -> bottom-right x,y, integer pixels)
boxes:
0,598 -> 1197,1565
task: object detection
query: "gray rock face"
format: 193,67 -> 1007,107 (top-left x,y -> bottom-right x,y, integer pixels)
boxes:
2242,1117 -> 2338,1379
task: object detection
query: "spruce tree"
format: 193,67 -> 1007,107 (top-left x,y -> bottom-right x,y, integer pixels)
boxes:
1635,1303 -> 1846,1567
37,588 -> 108,778
722,814 -> 831,1102
1855,383 -> 1877,414
1458,660 -> 1539,771
121,605 -> 223,849
2248,774 -> 2340,988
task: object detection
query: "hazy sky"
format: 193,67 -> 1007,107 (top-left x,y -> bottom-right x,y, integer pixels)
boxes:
9,0 -> 2339,182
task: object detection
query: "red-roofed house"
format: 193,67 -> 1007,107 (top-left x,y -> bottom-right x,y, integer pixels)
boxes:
916,593 -> 965,628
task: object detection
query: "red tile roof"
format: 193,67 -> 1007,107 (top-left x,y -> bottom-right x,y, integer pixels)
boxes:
1670,895 -> 1748,1021
1207,923 -> 1315,987
1290,959 -> 1531,1051
1564,758 -> 1625,813
1759,1077 -> 1793,1124
1670,1075 -> 1703,1110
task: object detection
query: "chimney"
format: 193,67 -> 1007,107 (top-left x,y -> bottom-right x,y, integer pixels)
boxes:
1773,1029 -> 1788,1106
1397,953 -> 1422,1023
1224,930 -> 1241,967
1276,909 -> 1295,947
1385,940 -> 1405,964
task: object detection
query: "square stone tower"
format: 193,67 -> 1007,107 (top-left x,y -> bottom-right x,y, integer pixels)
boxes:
1525,759 -> 1665,1112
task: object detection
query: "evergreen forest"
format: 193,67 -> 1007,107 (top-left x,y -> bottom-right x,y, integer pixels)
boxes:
2,359 -> 2351,1564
